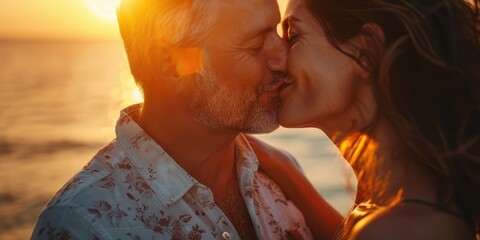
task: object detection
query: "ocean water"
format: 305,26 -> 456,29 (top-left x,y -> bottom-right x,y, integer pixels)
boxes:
0,41 -> 355,239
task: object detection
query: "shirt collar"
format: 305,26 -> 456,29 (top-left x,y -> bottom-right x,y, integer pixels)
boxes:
115,104 -> 260,207
234,133 -> 259,173
115,104 -> 197,208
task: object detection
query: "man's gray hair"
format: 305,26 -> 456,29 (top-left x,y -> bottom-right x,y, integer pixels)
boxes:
117,0 -> 219,89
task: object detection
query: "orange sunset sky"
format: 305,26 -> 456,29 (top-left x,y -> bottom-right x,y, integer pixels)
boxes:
0,0 -> 288,41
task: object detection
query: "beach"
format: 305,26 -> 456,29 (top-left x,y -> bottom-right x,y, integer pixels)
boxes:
0,40 -> 355,240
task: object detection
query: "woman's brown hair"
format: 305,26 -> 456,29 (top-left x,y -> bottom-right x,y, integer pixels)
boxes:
309,0 -> 480,224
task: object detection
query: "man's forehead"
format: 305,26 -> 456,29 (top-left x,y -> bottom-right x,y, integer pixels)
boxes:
217,0 -> 280,20
220,0 -> 278,9
220,0 -> 266,4
204,0 -> 280,42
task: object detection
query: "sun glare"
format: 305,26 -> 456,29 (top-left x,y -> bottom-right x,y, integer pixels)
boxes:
131,87 -> 144,103
116,75 -> 144,107
84,0 -> 121,21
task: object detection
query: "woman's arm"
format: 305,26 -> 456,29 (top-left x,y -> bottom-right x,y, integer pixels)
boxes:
246,135 -> 343,240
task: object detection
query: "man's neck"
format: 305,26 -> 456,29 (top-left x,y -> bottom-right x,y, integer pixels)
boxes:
137,101 -> 239,189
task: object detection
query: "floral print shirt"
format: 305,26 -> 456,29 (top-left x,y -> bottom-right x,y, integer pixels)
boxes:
31,104 -> 312,240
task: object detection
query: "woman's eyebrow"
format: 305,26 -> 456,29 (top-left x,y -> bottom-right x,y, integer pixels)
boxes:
281,16 -> 301,34
282,16 -> 301,24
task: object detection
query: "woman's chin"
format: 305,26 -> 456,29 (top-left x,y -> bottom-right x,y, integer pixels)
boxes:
277,109 -> 298,128
277,102 -> 322,129
277,113 -> 312,129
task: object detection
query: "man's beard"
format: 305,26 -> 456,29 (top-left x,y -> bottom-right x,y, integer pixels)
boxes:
190,60 -> 281,133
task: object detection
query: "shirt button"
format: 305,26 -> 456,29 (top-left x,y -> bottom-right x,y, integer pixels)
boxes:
222,231 -> 230,239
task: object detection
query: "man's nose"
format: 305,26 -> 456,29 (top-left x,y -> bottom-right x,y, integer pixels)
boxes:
267,35 -> 288,73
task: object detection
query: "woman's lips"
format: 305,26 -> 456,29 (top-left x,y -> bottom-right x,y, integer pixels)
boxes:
279,82 -> 293,92
279,76 -> 295,93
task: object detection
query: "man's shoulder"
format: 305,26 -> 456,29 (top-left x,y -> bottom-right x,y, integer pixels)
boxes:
244,134 -> 302,172
45,141 -> 128,208
35,141 -> 149,236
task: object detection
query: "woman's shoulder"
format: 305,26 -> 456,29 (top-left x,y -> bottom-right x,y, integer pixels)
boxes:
244,134 -> 303,172
349,202 -> 475,240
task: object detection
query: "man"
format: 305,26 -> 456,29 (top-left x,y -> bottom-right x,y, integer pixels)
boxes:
31,0 -> 315,239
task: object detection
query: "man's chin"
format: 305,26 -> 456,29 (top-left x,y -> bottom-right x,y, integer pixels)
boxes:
242,112 -> 279,134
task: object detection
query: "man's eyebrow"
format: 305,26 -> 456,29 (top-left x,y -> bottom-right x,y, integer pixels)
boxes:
242,26 -> 276,42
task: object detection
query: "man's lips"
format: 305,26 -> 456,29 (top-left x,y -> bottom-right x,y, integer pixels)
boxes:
264,79 -> 285,92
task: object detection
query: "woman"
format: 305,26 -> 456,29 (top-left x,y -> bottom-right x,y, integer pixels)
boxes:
259,0 -> 480,239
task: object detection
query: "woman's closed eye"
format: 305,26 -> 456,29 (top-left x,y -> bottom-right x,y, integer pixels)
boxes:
286,30 -> 299,44
282,18 -> 301,46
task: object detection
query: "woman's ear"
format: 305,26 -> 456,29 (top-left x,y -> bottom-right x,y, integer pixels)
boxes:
354,22 -> 386,80
361,22 -> 385,59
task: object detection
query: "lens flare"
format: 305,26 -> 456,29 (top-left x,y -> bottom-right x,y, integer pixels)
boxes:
84,0 -> 121,21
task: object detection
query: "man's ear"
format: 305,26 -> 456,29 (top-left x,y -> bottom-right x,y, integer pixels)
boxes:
148,44 -> 204,80
354,22 -> 385,81
171,47 -> 204,77
147,43 -> 179,80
